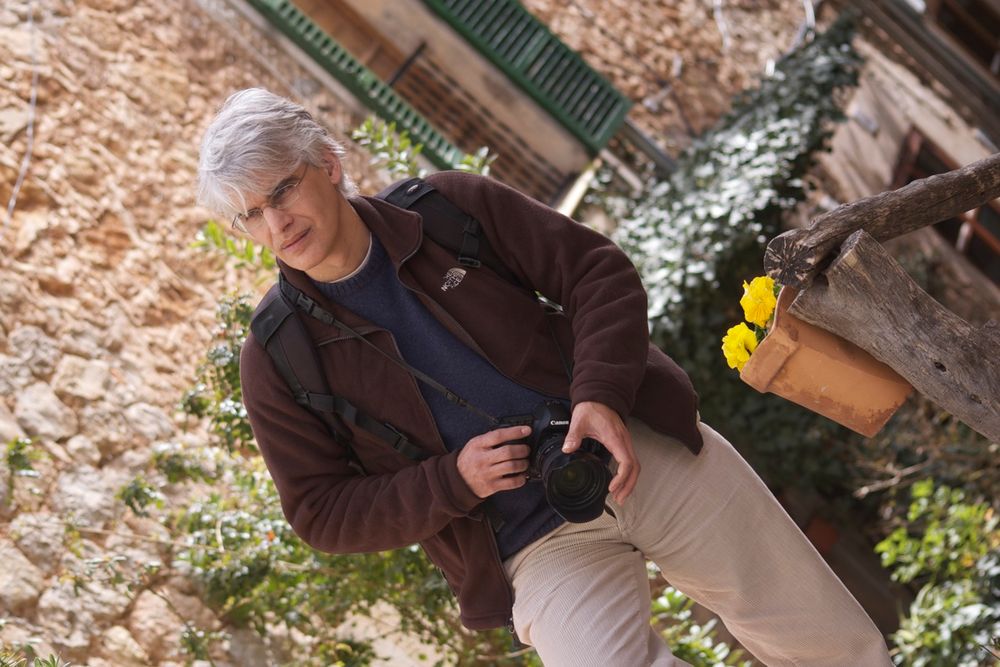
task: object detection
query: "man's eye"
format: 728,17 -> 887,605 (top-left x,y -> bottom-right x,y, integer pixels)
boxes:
271,184 -> 295,207
245,208 -> 264,222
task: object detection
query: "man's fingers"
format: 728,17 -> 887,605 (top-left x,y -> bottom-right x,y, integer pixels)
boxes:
609,458 -> 632,493
496,458 -> 529,476
472,425 -> 530,449
492,444 -> 530,462
491,425 -> 530,446
610,459 -> 640,503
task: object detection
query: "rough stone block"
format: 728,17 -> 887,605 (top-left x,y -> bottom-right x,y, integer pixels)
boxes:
15,382 -> 78,441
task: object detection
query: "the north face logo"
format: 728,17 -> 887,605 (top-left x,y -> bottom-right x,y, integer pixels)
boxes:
441,267 -> 467,291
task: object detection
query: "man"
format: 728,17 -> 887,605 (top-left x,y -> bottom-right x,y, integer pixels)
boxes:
197,88 -> 891,666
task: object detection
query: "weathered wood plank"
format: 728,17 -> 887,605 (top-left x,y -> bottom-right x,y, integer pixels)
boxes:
788,229 -> 1000,442
765,151 -> 1000,288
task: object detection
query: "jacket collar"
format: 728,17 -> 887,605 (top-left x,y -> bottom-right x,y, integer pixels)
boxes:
275,194 -> 424,328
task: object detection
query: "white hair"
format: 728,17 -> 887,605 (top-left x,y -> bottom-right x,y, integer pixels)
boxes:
197,88 -> 358,218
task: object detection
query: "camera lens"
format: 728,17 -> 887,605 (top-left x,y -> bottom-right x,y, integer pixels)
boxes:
551,459 -> 593,496
539,447 -> 611,523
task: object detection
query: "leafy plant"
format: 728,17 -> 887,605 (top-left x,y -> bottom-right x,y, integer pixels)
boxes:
652,585 -> 752,666
876,480 -> 1000,665
194,219 -> 276,271
0,647 -> 72,667
351,115 -> 497,180
180,294 -> 256,452
116,476 -> 164,517
4,437 -> 42,505
351,116 -> 427,179
452,145 -> 497,176
891,578 -> 1000,667
152,440 -> 221,484
876,479 -> 999,586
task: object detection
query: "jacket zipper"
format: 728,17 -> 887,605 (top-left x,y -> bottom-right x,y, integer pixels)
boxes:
482,513 -> 516,629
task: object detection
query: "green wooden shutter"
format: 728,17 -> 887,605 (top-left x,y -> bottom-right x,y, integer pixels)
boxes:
247,0 -> 464,170
423,0 -> 631,153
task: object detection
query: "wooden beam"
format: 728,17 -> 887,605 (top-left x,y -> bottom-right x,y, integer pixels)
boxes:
788,229 -> 1000,442
764,151 -> 1000,287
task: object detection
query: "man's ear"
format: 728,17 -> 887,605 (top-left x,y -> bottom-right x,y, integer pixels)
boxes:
323,150 -> 343,186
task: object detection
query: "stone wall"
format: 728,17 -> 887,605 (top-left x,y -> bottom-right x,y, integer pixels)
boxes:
0,0 -> 386,663
520,0 -> 807,154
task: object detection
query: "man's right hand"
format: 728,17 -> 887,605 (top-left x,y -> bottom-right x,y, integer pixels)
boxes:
456,425 -> 532,498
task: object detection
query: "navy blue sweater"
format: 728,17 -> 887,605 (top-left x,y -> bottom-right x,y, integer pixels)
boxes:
314,234 -> 564,559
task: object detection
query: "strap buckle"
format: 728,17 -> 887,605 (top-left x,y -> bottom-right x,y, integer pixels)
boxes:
295,292 -> 316,313
382,421 -> 408,448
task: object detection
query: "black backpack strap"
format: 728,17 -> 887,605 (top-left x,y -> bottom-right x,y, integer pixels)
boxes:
377,177 -> 525,290
250,284 -> 429,467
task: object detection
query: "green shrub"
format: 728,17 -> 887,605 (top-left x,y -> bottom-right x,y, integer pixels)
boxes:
652,585 -> 752,666
876,480 -> 1000,665
0,646 -> 71,667
876,479 -> 999,586
180,294 -> 256,452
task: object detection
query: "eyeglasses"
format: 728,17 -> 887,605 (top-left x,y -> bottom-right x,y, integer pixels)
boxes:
232,165 -> 308,234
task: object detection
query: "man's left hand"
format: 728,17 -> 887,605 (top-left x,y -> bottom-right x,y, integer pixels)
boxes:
562,401 -> 638,505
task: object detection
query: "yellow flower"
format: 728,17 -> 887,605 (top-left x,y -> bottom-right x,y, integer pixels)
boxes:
721,322 -> 758,371
740,276 -> 777,328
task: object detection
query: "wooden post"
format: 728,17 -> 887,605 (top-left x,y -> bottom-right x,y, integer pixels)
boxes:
765,152 -> 1000,288
788,230 -> 1000,442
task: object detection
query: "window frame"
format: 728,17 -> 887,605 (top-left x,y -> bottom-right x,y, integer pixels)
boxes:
924,0 -> 1000,78
891,128 -> 1000,282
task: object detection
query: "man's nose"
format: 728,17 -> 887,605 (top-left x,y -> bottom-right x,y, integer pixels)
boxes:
262,206 -> 293,232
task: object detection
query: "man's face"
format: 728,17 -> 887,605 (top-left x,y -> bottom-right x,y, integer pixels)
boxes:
241,156 -> 350,276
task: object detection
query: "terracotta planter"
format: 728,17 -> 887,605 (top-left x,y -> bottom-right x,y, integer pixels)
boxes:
740,287 -> 913,437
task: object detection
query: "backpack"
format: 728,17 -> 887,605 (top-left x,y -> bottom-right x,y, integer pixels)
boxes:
248,177 -> 555,472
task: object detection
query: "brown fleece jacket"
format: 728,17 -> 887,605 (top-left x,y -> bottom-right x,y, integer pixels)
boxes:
239,171 -> 701,629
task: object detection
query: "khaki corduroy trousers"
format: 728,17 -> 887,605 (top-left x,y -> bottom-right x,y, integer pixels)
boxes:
502,420 -> 893,666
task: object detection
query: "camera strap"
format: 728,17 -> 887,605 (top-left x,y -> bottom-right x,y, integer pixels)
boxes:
280,276 -> 502,427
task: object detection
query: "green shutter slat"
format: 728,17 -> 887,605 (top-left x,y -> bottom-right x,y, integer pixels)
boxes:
472,1 -> 506,33
547,60 -> 585,102
423,0 -> 631,152
456,0 -> 484,23
558,82 -> 590,121
577,86 -> 609,128
246,0 -> 462,170
530,47 -> 565,86
491,12 -> 530,57
582,85 -> 611,125
510,27 -> 547,69
561,72 -> 598,112
485,4 -> 519,48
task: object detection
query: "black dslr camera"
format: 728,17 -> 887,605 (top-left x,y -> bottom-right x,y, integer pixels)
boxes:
501,401 -> 612,523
